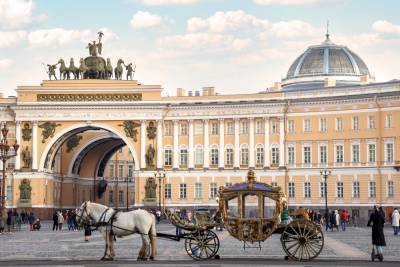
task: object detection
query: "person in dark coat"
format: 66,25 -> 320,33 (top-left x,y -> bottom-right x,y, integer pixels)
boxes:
367,206 -> 386,261
84,221 -> 92,242
52,211 -> 58,231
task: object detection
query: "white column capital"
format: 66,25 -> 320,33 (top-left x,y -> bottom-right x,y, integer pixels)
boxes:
32,120 -> 38,125
218,118 -> 224,122
233,117 -> 240,122
203,119 -> 209,123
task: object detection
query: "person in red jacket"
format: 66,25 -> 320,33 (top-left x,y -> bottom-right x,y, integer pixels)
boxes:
340,209 -> 349,231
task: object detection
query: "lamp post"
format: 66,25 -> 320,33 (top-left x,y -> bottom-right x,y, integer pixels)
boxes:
0,123 -> 19,222
124,176 -> 132,211
154,170 -> 165,211
320,169 -> 331,222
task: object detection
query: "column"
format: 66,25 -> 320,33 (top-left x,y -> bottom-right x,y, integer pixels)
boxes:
279,117 -> 285,167
140,120 -> 146,169
156,120 -> 163,169
249,118 -> 255,168
264,117 -> 270,168
203,119 -> 209,169
218,118 -> 225,169
188,120 -> 194,169
15,121 -> 21,170
173,120 -> 179,169
233,118 -> 240,169
32,121 -> 38,170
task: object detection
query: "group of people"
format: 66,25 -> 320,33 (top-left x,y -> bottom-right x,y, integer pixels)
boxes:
324,209 -> 351,231
52,210 -> 79,231
0,209 -> 40,233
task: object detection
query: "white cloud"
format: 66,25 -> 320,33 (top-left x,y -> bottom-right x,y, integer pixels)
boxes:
0,0 -> 34,28
0,58 -> 14,69
130,11 -> 163,29
0,31 -> 27,47
141,0 -> 198,5
187,10 -> 269,33
28,28 -> 92,47
254,0 -> 320,5
97,27 -> 119,42
158,32 -> 252,52
269,20 -> 319,38
372,20 -> 400,34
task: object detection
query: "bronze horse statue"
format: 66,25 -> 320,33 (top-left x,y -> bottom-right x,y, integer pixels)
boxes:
79,58 -> 89,79
57,59 -> 69,80
68,58 -> 79,80
106,58 -> 113,79
114,59 -> 124,80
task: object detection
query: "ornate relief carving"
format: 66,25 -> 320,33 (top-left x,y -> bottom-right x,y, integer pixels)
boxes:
119,121 -> 140,142
37,93 -> 142,102
146,121 -> 157,140
145,144 -> 155,167
22,146 -> 31,168
66,134 -> 83,152
22,123 -> 32,141
39,122 -> 61,143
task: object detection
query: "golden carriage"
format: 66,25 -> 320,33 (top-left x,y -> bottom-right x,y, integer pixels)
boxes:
160,170 -> 324,261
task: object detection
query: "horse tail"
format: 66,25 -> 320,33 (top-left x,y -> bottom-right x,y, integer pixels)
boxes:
149,213 -> 157,259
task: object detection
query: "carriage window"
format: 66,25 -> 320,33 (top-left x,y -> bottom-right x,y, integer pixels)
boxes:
243,194 -> 258,218
264,196 -> 276,219
227,197 -> 238,218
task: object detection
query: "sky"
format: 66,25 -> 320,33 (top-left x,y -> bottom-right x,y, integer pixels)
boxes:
0,0 -> 399,97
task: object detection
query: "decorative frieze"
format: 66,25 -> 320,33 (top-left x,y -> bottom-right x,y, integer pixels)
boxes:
37,93 -> 142,102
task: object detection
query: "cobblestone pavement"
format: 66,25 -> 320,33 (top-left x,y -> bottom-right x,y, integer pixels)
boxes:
0,221 -> 399,266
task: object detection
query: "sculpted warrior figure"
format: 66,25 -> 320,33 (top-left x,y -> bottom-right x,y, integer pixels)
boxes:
22,146 -> 31,168
22,123 -> 32,141
47,64 -> 57,80
145,177 -> 157,199
146,121 -> 156,140
19,179 -> 32,200
126,63 -> 135,80
87,41 -> 98,56
145,144 -> 155,167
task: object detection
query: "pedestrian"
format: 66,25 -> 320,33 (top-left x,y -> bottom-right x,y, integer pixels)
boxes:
340,209 -> 349,231
6,209 -> 12,232
28,212 -> 35,231
0,210 -> 6,234
15,212 -> 22,231
367,206 -> 386,262
58,211 -> 64,230
155,210 -> 161,224
52,211 -> 58,231
84,221 -> 92,242
329,211 -> 336,231
32,219 -> 41,231
391,208 -> 399,235
324,211 -> 330,231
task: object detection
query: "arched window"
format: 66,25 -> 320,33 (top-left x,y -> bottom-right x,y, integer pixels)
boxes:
211,145 -> 219,165
241,144 -> 249,165
271,144 -> 279,165
225,145 -> 234,165
180,146 -> 188,166
256,144 -> 264,165
164,146 -> 172,166
195,145 -> 203,165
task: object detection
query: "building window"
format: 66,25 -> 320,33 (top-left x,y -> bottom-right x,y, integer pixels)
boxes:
256,120 -> 264,134
304,182 -> 311,198
180,123 -> 187,136
109,164 -> 115,178
256,145 -> 264,165
319,118 -> 327,132
303,119 -> 311,132
119,190 -> 124,204
164,122 -> 172,136
352,144 -> 360,163
303,146 -> 311,164
180,147 -> 188,166
385,114 -> 392,128
118,164 -> 124,178
352,116 -> 359,131
320,182 -> 326,198
210,183 -> 217,198
368,115 -> 375,129
240,144 -> 249,165
211,122 -> 219,135
336,145 -> 343,163
337,182 -> 344,198
118,147 -> 123,153
211,145 -> 219,165
271,182 -> 278,187
195,145 -> 203,165
165,183 -> 171,199
109,191 -> 114,205
287,146 -> 295,165
128,165 -> 133,178
369,181 -> 376,198
319,145 -> 327,164
195,183 -> 202,199
336,117 -> 343,131
388,180 -> 394,198
226,146 -> 234,165
271,147 -> 279,165
179,183 -> 187,199
240,121 -> 248,135
353,181 -> 360,198
194,122 -> 203,135
164,147 -> 172,166
288,182 -> 295,198
288,120 -> 295,133
226,122 -> 233,135
368,144 -> 376,163
385,143 -> 394,163
271,121 -> 278,134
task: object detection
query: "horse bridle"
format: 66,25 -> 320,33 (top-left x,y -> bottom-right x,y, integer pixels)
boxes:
77,201 -> 93,226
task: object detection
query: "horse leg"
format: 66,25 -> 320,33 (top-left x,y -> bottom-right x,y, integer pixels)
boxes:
143,235 -> 151,260
137,234 -> 146,260
150,234 -> 157,260
101,231 -> 108,260
109,233 -> 115,259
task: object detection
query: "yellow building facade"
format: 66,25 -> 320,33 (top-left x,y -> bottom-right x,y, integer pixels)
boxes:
1,35 -> 399,220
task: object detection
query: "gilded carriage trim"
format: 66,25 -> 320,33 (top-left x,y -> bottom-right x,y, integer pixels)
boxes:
37,93 -> 142,102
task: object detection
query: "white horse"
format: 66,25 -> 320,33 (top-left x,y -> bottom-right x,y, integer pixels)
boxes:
76,201 -> 157,261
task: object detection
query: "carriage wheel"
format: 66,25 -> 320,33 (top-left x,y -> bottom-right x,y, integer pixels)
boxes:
280,220 -> 324,261
185,230 -> 220,260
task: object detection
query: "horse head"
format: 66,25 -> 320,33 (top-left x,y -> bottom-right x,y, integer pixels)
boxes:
117,59 -> 124,65
70,58 -> 74,64
76,200 -> 91,226
57,59 -> 65,65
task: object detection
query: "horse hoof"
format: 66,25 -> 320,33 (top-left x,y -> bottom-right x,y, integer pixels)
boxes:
149,256 -> 154,261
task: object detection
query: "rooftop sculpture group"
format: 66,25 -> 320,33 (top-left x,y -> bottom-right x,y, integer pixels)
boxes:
45,32 -> 135,80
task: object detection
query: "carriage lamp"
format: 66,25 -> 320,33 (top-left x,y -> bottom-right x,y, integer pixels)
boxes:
320,169 -> 331,220
0,123 -> 19,223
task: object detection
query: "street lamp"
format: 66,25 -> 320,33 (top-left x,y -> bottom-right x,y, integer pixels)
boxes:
320,169 -> 331,222
124,176 -> 133,211
154,170 -> 165,211
0,123 -> 19,223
